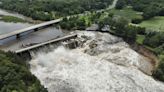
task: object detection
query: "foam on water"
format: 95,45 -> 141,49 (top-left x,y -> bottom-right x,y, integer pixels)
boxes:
30,31 -> 164,92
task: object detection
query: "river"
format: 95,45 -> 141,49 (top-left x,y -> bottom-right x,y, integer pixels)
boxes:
1,0 -> 164,91
0,9 -> 63,51
30,31 -> 164,92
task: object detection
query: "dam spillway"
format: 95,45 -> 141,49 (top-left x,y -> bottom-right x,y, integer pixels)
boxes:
29,31 -> 164,92
16,34 -> 78,60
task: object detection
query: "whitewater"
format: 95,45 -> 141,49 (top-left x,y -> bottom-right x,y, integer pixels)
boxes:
30,31 -> 164,92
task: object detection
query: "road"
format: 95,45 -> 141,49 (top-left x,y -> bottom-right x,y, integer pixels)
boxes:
0,0 -> 118,40
0,19 -> 62,40
0,0 -> 118,52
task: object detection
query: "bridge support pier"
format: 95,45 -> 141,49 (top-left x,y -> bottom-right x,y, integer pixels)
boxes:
17,51 -> 32,61
34,28 -> 39,32
16,34 -> 20,39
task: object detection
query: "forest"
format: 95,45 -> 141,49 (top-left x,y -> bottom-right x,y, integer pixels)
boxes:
0,0 -> 113,20
0,51 -> 47,92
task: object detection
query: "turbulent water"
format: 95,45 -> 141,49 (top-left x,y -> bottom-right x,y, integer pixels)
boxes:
30,31 -> 164,92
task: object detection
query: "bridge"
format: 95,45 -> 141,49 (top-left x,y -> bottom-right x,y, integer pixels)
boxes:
0,18 -> 62,40
0,0 -> 118,41
16,34 -> 77,59
0,0 -> 117,57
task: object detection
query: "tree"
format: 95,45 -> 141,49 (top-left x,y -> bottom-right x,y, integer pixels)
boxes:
0,51 -> 47,92
115,0 -> 126,9
125,25 -> 137,41
131,17 -> 143,24
114,17 -> 129,35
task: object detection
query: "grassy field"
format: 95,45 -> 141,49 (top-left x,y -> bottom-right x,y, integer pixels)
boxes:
106,7 -> 143,21
136,35 -> 145,44
139,16 -> 164,32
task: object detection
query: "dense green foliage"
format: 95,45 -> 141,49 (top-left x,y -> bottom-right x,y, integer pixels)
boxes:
59,12 -> 102,30
0,51 -> 47,92
144,32 -> 164,48
115,0 -> 126,9
0,0 -> 113,20
143,32 -> 164,80
116,0 -> 164,20
153,55 -> 164,81
60,12 -> 140,42
114,0 -> 164,82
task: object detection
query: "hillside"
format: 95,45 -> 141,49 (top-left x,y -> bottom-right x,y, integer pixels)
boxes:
0,51 -> 47,92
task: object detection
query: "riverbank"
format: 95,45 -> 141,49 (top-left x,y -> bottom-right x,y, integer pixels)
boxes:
130,43 -> 159,72
0,15 -> 26,23
0,9 -> 42,24
0,0 -> 114,21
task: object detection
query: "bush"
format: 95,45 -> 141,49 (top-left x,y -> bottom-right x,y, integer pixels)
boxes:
153,55 -> 164,81
131,18 -> 143,24
115,0 -> 126,9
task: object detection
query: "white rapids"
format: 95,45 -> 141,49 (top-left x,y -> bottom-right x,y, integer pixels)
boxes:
30,31 -> 164,92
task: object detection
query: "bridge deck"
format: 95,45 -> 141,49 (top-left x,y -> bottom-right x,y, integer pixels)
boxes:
15,34 -> 77,54
0,18 -> 62,40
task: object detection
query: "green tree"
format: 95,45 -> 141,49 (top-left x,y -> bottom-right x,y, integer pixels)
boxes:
116,0 -> 126,9
0,51 -> 47,92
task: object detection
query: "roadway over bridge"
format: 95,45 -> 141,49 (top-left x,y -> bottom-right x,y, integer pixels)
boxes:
0,0 -> 118,41
0,18 -> 62,40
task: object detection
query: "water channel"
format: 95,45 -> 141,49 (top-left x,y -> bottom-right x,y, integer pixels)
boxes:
0,9 -> 64,51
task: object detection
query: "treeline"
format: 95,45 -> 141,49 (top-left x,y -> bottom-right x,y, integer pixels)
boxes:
60,12 -> 142,42
116,0 -> 164,21
0,51 -> 47,92
59,12 -> 164,82
0,0 -> 113,21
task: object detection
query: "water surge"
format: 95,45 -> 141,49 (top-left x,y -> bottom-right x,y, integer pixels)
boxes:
29,31 -> 164,92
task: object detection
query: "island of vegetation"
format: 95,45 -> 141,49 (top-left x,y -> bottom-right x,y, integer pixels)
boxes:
0,15 -> 26,23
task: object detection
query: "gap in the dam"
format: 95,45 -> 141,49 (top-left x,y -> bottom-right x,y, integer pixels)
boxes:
19,37 -> 80,61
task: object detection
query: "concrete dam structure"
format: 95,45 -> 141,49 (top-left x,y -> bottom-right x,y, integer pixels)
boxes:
16,34 -> 78,60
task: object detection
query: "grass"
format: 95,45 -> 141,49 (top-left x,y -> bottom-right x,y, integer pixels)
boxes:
106,7 -> 143,21
139,16 -> 164,32
136,35 -> 145,44
0,15 -> 26,23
